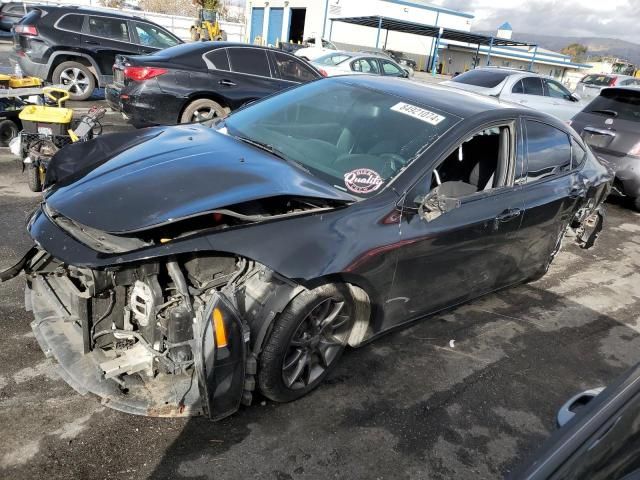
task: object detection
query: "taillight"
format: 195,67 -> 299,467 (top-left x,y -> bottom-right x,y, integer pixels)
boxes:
318,68 -> 328,77
123,66 -> 168,82
630,142 -> 640,158
14,24 -> 38,35
609,77 -> 617,86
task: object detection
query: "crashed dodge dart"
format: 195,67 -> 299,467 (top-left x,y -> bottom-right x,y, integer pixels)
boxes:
1,76 -> 611,419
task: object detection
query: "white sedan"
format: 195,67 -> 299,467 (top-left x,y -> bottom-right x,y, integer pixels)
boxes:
442,67 -> 585,122
311,51 -> 412,78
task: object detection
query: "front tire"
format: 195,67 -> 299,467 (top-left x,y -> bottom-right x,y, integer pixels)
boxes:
52,61 -> 96,101
258,284 -> 355,403
180,98 -> 226,123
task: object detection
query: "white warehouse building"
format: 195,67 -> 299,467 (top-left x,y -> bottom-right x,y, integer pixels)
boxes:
244,0 -> 473,61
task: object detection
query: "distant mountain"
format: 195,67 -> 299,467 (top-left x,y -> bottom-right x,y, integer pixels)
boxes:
477,31 -> 640,65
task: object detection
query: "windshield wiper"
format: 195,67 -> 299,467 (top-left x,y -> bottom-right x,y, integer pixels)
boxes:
588,109 -> 618,117
232,135 -> 311,174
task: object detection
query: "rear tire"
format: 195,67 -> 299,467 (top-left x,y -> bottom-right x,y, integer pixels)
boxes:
180,98 -> 226,123
258,284 -> 355,403
27,165 -> 43,192
0,119 -> 18,146
52,61 -> 96,101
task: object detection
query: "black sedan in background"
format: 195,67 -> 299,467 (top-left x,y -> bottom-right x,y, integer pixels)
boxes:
3,77 -> 611,419
106,42 -> 322,127
571,87 -> 640,211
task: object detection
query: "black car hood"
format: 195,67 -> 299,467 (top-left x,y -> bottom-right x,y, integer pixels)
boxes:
45,124 -> 353,234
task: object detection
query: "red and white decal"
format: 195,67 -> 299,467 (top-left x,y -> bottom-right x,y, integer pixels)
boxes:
344,168 -> 384,194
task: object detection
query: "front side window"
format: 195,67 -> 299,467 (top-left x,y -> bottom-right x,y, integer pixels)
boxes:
224,80 -> 460,197
351,58 -> 380,74
525,120 -> 571,182
520,77 -> 544,96
87,16 -> 129,42
545,79 -> 572,100
227,48 -> 271,77
134,22 -> 180,49
57,13 -> 84,32
272,52 -> 318,82
381,60 -> 405,77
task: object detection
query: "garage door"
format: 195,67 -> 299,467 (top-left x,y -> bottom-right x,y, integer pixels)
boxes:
250,7 -> 264,44
267,8 -> 284,46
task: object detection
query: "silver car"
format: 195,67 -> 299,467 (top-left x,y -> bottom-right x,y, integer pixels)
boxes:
574,74 -> 640,102
311,51 -> 411,78
442,67 -> 584,121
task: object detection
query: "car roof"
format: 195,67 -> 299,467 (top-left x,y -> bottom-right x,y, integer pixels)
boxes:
601,85 -> 640,93
333,75 -> 527,119
149,41 -> 293,58
33,4 -> 147,21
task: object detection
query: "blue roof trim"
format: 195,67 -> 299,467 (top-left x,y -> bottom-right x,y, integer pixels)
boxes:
381,0 -> 475,19
498,22 -> 512,30
489,43 -> 571,59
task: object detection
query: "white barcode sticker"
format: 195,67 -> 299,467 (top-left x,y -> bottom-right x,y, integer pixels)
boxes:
391,102 -> 445,125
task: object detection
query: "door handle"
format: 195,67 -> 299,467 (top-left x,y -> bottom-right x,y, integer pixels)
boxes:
218,79 -> 236,86
495,208 -> 522,222
84,40 -> 99,45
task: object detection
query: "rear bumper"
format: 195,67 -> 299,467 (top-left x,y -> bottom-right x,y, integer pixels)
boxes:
594,150 -> 640,198
106,82 -> 183,128
10,52 -> 48,80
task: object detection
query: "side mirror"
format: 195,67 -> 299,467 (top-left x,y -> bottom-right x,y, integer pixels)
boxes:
402,69 -> 410,78
570,93 -> 581,102
418,186 -> 462,222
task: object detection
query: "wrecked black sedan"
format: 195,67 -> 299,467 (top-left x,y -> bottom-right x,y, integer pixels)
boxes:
1,76 -> 611,419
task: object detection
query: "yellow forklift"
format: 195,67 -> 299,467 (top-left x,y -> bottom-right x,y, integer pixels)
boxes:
190,8 -> 227,42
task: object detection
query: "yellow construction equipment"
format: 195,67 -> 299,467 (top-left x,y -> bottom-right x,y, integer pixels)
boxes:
190,8 -> 227,42
0,74 -> 42,89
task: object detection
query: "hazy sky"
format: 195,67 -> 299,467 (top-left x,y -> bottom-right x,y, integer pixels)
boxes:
433,0 -> 640,43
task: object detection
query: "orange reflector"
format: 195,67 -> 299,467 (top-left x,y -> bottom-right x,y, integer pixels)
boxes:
212,307 -> 228,348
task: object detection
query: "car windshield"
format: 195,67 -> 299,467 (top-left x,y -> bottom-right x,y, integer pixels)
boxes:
224,80 -> 460,197
451,69 -> 512,88
316,53 -> 351,65
586,89 -> 640,122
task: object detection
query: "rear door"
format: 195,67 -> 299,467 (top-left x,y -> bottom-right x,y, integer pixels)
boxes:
505,76 -> 545,108
511,119 -> 582,279
350,57 -> 380,75
84,14 -> 138,77
209,47 -> 284,109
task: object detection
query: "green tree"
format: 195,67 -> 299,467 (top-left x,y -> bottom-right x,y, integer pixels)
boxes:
561,43 -> 588,62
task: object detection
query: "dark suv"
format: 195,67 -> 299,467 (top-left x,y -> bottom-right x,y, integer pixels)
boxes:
11,6 -> 182,100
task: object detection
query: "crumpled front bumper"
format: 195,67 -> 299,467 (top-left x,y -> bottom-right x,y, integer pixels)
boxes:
27,274 -> 204,417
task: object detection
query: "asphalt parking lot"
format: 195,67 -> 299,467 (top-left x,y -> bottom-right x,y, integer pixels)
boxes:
0,42 -> 640,480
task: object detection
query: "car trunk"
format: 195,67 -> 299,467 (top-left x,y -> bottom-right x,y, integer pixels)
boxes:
574,89 -> 640,158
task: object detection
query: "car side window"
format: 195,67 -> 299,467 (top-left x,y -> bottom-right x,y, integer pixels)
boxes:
57,13 -> 85,32
520,77 -> 544,96
545,79 -> 572,100
411,125 -> 514,208
272,52 -> 318,82
352,59 -> 379,74
227,48 -> 271,77
380,60 -> 405,77
571,138 -> 587,169
524,120 -> 571,182
205,49 -> 230,71
87,16 -> 129,42
133,22 -> 179,49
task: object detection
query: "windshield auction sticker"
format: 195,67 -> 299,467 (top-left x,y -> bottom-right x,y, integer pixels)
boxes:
391,102 -> 445,125
344,168 -> 384,194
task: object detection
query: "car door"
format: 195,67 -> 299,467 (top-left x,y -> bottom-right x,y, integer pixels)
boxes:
211,47 -> 286,109
515,363 -> 640,480
504,76 -> 545,109
350,58 -> 380,75
510,118 -> 581,279
84,15 -> 138,77
542,78 -> 582,121
130,20 -> 181,55
384,121 -> 525,328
